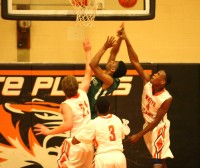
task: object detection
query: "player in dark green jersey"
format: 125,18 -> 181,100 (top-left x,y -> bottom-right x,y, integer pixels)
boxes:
88,25 -> 127,119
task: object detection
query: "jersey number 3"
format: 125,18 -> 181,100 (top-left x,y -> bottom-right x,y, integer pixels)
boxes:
108,125 -> 116,141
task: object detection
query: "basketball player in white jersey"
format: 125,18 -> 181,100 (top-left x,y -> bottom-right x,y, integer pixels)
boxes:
118,24 -> 174,168
71,96 -> 130,168
34,39 -> 94,168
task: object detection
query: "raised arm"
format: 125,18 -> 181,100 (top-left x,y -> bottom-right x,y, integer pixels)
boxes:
79,39 -> 93,92
107,37 -> 123,64
89,36 -> 116,88
107,23 -> 124,63
118,25 -> 150,85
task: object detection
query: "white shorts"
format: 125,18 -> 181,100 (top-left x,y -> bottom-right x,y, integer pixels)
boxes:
57,139 -> 94,168
94,151 -> 126,168
143,120 -> 174,159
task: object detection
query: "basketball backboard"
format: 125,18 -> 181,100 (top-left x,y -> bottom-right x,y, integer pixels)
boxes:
1,0 -> 155,21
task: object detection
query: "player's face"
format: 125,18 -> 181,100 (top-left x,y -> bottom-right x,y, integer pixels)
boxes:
150,70 -> 166,85
106,61 -> 119,71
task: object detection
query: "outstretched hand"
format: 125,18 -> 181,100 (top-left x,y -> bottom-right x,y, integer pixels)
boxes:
123,136 -> 131,143
129,134 -> 141,144
118,22 -> 124,34
83,38 -> 91,53
123,134 -> 141,144
104,36 -> 116,49
117,22 -> 127,39
34,123 -> 50,136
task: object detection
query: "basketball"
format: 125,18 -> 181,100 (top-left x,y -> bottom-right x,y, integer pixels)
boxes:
118,0 -> 137,8
72,0 -> 87,6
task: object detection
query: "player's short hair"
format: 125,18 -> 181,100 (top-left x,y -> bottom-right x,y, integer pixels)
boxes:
163,70 -> 172,86
113,61 -> 127,78
61,75 -> 78,97
159,69 -> 172,85
95,96 -> 110,115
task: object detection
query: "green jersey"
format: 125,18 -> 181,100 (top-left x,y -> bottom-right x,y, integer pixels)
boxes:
87,77 -> 120,119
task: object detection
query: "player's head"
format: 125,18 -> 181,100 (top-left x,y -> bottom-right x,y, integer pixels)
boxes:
113,61 -> 127,78
62,75 -> 78,97
95,96 -> 110,115
106,60 -> 127,78
150,70 -> 172,86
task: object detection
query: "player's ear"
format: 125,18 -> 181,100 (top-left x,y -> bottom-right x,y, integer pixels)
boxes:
111,67 -> 116,73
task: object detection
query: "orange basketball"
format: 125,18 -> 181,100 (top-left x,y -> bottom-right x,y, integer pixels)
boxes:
72,0 -> 87,6
118,0 -> 137,8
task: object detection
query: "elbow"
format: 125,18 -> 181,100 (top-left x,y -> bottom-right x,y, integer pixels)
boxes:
68,123 -> 73,131
63,123 -> 73,132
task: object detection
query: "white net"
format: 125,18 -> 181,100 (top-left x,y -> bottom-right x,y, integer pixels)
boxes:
68,0 -> 101,27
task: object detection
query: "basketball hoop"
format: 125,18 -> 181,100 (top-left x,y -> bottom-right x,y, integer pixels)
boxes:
68,0 -> 102,27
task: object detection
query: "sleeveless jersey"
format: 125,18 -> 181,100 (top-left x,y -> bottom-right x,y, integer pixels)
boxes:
142,82 -> 172,123
87,77 -> 120,119
62,89 -> 91,137
75,114 -> 125,155
142,82 -> 174,159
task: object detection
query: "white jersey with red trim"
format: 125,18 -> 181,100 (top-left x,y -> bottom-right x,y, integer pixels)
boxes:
75,114 -> 127,155
142,82 -> 172,123
142,82 -> 174,159
62,89 -> 91,137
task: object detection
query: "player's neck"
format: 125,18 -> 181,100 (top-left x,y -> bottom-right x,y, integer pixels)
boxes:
152,85 -> 164,95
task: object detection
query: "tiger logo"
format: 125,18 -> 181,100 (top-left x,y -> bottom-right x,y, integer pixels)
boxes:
0,98 -> 69,168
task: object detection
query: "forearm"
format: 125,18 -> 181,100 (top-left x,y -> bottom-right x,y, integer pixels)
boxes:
85,50 -> 92,76
80,50 -> 93,92
83,38 -> 92,71
124,37 -> 139,64
48,124 -> 72,135
137,120 -> 159,138
90,46 -> 107,68
108,37 -> 123,62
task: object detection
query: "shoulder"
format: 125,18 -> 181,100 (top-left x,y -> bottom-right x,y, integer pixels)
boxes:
110,78 -> 120,88
86,120 -> 95,127
112,114 -> 122,123
143,81 -> 152,91
113,77 -> 120,83
78,88 -> 87,95
144,81 -> 151,87
163,88 -> 172,99
91,77 -> 102,85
